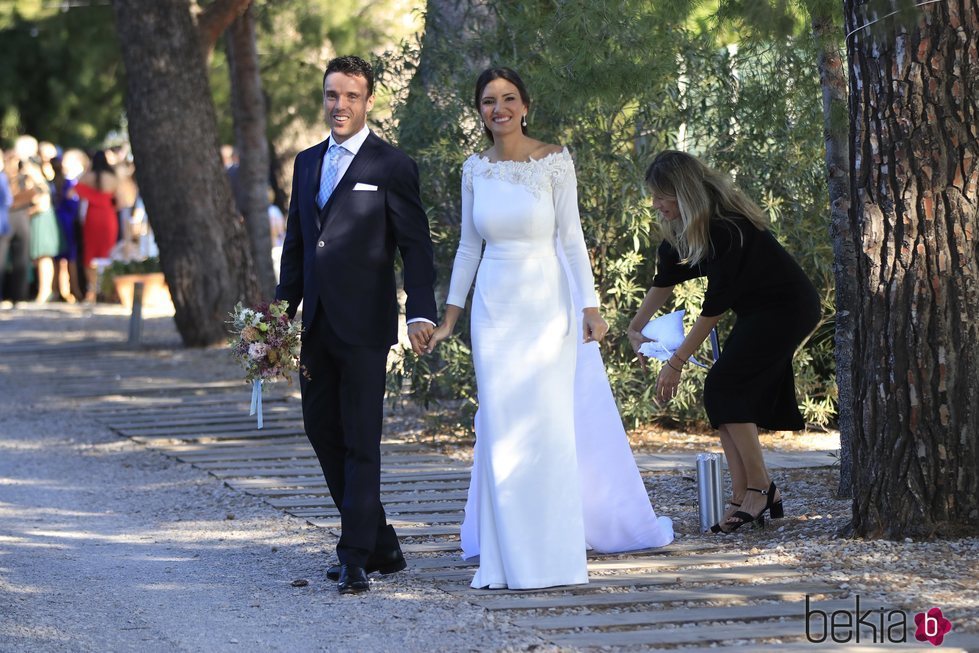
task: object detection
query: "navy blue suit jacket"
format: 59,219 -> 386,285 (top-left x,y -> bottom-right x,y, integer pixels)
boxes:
275,132 -> 437,348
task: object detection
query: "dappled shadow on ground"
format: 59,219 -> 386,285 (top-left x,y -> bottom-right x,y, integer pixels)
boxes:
1,294 -> 976,651
0,415 -> 516,652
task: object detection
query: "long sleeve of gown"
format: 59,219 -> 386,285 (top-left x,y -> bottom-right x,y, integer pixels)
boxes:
552,153 -> 599,309
445,157 -> 483,308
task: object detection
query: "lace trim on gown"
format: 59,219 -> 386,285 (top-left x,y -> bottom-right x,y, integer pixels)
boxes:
462,148 -> 575,197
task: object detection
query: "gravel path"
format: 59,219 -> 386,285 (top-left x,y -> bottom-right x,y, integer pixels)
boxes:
0,307 -> 542,653
2,303 -> 977,652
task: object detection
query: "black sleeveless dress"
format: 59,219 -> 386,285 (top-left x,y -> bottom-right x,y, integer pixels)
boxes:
652,216 -> 821,430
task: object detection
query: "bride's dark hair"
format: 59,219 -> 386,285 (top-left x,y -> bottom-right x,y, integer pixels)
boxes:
474,67 -> 530,140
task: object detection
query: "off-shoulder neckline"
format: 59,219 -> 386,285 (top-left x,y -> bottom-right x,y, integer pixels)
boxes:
472,147 -> 569,165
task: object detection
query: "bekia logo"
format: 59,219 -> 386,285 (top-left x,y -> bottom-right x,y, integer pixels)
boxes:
807,596 -> 954,646
915,607 -> 953,646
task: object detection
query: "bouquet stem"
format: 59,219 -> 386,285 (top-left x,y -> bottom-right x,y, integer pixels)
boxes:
249,379 -> 264,429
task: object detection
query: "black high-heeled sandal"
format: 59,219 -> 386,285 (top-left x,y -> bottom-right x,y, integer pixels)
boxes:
724,487 -> 771,532
724,481 -> 785,531
709,500 -> 741,534
766,481 -> 784,519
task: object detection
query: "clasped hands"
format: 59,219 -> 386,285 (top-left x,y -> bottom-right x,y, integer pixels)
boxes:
406,321 -> 435,356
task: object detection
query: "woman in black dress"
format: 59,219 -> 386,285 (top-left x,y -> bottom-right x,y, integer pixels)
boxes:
627,150 -> 821,532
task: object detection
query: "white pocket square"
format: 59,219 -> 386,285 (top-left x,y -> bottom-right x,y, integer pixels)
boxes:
352,183 -> 378,191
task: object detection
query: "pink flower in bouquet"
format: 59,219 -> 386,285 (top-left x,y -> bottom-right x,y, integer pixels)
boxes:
248,342 -> 269,360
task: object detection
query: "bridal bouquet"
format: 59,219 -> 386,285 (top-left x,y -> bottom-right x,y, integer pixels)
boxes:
228,300 -> 303,428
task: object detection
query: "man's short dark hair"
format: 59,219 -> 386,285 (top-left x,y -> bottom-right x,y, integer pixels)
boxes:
323,56 -> 374,96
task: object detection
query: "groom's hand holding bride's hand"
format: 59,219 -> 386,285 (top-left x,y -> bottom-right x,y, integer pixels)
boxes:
425,323 -> 453,354
425,304 -> 463,354
407,322 -> 435,356
582,308 -> 609,344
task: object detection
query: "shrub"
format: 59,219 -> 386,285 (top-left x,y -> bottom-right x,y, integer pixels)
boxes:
380,2 -> 837,433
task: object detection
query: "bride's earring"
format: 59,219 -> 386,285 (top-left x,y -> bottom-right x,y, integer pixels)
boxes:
521,114 -> 528,127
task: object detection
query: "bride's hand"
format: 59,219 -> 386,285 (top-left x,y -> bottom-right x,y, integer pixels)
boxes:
425,323 -> 454,354
582,308 -> 609,343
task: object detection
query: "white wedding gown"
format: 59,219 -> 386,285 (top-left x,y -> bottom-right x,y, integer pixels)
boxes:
446,149 -> 674,590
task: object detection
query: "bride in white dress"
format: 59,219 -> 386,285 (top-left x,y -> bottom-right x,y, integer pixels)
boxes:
426,68 -> 673,590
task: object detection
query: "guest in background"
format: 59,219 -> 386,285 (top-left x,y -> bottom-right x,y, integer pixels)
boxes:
52,149 -> 88,302
75,150 -> 119,302
3,143 -> 36,305
221,144 -> 245,214
130,195 -> 157,259
113,154 -> 140,259
268,188 -> 285,281
0,148 -> 12,307
39,141 -> 59,184
19,138 -> 61,302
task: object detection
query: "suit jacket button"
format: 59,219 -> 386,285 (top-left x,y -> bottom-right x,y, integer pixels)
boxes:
317,240 -> 325,248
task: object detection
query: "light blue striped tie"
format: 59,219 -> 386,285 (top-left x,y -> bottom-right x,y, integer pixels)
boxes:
316,144 -> 343,209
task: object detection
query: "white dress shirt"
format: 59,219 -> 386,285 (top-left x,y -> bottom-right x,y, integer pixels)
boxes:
325,124 -> 371,188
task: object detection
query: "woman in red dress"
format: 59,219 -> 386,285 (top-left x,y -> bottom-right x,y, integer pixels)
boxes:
75,150 -> 119,302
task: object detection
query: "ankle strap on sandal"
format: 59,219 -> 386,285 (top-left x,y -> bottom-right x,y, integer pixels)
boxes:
747,481 -> 777,496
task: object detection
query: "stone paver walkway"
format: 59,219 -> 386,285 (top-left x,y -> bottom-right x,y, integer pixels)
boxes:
2,304 -> 976,652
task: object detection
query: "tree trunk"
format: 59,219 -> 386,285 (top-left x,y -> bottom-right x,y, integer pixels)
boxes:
845,0 -> 979,537
197,0 -> 251,58
226,5 -> 276,298
416,0 -> 496,88
398,0 -> 496,158
113,0 -> 261,346
268,138 -> 288,213
811,13 -> 855,498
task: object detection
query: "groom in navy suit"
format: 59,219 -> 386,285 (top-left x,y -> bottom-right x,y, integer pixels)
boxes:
276,56 -> 437,594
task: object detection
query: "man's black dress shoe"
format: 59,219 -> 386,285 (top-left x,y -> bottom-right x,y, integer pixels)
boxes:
337,565 -> 370,594
327,548 -> 407,581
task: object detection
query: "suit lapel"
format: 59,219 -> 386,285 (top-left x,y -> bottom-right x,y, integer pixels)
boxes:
318,132 -> 382,231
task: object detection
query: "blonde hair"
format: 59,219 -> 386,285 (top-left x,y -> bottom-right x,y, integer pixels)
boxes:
645,150 -> 768,265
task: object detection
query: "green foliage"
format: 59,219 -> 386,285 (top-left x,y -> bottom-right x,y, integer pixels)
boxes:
1,0 -> 420,152
208,0 -> 425,147
0,3 -> 123,148
385,0 -> 839,432
0,0 -> 47,26
105,256 -> 162,275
